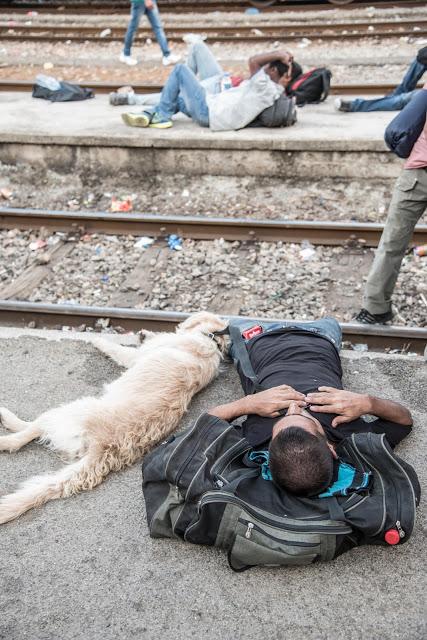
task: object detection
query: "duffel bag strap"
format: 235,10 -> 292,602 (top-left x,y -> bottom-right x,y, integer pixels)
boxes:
326,497 -> 347,522
228,324 -> 264,392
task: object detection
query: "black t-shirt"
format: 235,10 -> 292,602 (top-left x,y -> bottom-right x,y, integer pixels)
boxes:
237,330 -> 412,449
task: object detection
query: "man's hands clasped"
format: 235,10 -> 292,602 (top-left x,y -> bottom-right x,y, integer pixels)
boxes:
306,387 -> 370,427
243,385 -> 306,418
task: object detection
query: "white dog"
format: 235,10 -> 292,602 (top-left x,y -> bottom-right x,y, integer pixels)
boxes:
0,312 -> 228,524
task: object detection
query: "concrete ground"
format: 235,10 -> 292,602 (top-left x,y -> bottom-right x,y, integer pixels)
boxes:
0,328 -> 425,640
0,91 -> 394,150
0,92 -> 401,179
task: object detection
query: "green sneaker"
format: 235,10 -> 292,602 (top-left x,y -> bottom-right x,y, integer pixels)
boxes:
149,112 -> 173,129
121,111 -> 151,128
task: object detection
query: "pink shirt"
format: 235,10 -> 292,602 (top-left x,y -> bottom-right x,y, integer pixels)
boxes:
405,120 -> 427,169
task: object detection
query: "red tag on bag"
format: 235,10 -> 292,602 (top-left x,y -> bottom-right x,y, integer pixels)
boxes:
242,325 -> 263,340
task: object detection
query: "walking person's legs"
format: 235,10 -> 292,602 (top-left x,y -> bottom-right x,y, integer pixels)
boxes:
357,168 -> 427,321
145,0 -> 170,57
121,1 -> 143,64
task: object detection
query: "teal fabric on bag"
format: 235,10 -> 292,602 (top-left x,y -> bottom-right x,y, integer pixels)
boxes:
249,451 -> 370,497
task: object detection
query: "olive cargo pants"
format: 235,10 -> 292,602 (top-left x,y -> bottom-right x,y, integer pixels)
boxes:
363,167 -> 427,314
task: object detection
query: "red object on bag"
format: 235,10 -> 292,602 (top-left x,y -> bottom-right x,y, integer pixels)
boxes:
384,529 -> 400,545
242,325 -> 263,340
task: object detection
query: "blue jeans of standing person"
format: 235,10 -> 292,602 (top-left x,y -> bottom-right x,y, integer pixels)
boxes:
123,0 -> 170,57
129,40 -> 223,105
154,63 -> 210,126
229,317 -> 342,359
350,58 -> 426,112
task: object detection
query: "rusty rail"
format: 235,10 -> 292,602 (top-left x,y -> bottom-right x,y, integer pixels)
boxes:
1,207 -> 427,247
0,300 -> 425,353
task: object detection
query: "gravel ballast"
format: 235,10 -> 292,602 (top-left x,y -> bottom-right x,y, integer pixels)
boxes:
0,229 -> 425,327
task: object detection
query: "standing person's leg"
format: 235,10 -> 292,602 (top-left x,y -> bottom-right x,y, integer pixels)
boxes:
359,168 -> 427,319
122,1 -> 143,60
391,58 -> 426,95
145,0 -> 171,58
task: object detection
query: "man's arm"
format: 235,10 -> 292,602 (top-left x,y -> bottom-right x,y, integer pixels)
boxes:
209,385 -> 306,421
248,50 -> 293,76
306,387 -> 413,428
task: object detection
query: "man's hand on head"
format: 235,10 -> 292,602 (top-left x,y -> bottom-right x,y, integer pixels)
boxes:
305,387 -> 370,427
244,385 -> 306,418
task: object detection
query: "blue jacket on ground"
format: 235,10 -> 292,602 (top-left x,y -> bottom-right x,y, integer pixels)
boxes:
385,87 -> 427,158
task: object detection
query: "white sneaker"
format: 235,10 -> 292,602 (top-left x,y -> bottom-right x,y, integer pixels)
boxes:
119,53 -> 138,66
182,33 -> 207,45
162,53 -> 181,66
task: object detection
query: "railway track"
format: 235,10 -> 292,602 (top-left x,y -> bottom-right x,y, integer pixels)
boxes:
0,1 -> 421,14
1,207 -> 427,247
0,300 -> 425,353
1,80 -> 424,97
1,20 -> 424,43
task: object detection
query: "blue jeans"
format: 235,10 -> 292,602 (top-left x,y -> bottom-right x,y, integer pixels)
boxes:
123,0 -> 170,57
129,41 -> 223,106
229,317 -> 342,358
350,59 -> 426,112
155,64 -> 210,127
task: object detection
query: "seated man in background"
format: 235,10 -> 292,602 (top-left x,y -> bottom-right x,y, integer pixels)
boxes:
209,318 -> 412,496
120,38 -> 299,130
335,47 -> 426,113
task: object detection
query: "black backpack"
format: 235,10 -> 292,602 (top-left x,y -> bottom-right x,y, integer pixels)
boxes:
142,413 -> 420,571
250,94 -> 297,128
32,81 -> 94,103
288,68 -> 332,106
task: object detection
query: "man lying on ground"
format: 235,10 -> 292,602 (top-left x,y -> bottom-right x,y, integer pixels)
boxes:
335,47 -> 427,113
119,38 -> 301,130
209,318 -> 412,496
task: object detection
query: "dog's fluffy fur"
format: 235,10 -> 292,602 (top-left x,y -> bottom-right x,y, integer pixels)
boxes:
0,312 -> 228,524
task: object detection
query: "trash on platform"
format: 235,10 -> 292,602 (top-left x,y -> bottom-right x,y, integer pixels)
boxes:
0,187 -> 12,200
43,62 -> 54,70
181,188 -> 190,198
27,10 -> 38,16
297,38 -> 312,48
413,244 -> 427,257
111,196 -> 133,212
352,343 -> 369,352
146,38 -> 152,45
167,234 -> 183,251
299,240 -> 316,261
29,239 -> 48,251
99,28 -> 112,38
101,275 -> 110,283
135,236 -> 154,249
47,234 -> 61,246
245,7 -> 259,14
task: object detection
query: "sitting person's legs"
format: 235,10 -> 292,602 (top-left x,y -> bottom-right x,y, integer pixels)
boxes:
336,55 -> 426,113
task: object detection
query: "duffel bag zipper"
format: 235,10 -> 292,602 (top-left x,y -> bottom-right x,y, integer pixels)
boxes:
239,519 -> 320,547
183,433 -> 249,500
351,435 -> 387,537
173,420 -> 232,486
378,434 -> 416,538
164,413 -> 207,478
199,491 -> 352,535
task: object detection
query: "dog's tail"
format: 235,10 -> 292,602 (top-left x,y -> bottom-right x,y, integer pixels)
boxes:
0,453 -> 108,525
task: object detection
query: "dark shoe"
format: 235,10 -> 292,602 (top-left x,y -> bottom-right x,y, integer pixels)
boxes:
354,308 -> 393,324
334,98 -> 352,113
110,92 -> 130,106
